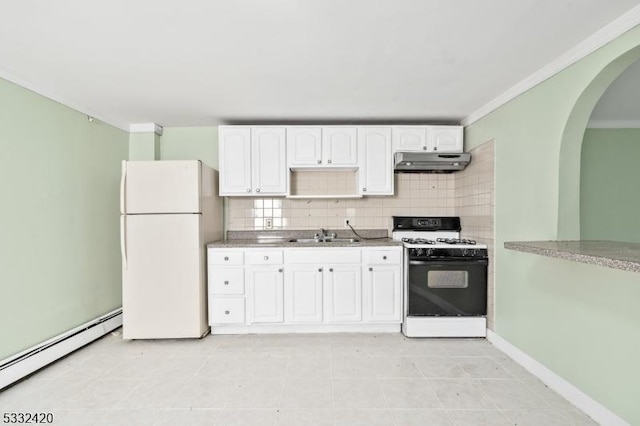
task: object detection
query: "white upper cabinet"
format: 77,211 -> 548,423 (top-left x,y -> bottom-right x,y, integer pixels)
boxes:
322,127 -> 358,166
358,127 -> 393,195
219,126 -> 287,196
428,126 -> 463,153
287,127 -> 322,166
287,127 -> 357,168
392,127 -> 427,152
252,127 -> 287,195
392,125 -> 463,153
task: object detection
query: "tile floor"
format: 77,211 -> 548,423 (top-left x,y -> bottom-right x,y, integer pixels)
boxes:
0,331 -> 598,426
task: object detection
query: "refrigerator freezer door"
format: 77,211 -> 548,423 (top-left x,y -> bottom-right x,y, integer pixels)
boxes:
122,160 -> 201,214
122,214 -> 207,339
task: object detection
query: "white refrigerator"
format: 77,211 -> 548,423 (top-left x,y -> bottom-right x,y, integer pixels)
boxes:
120,160 -> 223,339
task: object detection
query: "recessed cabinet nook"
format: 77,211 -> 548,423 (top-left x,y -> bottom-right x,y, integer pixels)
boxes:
208,246 -> 404,333
218,125 -> 463,198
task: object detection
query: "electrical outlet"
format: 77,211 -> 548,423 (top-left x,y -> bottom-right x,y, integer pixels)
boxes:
344,218 -> 352,228
265,218 -> 273,229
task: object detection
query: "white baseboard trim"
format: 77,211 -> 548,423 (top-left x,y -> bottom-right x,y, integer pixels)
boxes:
211,323 -> 401,335
0,309 -> 122,390
487,330 -> 629,426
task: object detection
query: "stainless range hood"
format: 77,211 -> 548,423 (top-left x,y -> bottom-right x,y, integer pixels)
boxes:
394,152 -> 471,173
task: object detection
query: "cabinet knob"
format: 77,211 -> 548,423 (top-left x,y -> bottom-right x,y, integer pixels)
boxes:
278,268 -> 283,273
246,188 -> 251,193
433,146 -> 438,151
328,159 -> 332,164
383,256 -> 387,260
423,146 -> 427,150
329,268 -> 333,272
318,268 -> 323,272
369,267 -> 373,271
317,160 -> 322,164
264,256 -> 269,260
224,256 -> 229,261
256,188 -> 261,193
362,188 -> 367,192
224,280 -> 229,285
224,310 -> 230,315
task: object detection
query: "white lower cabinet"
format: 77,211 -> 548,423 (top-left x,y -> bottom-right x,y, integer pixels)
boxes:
247,267 -> 284,323
284,266 -> 323,323
208,246 -> 402,332
323,265 -> 362,322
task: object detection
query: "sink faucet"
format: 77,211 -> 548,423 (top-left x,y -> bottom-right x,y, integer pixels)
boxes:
316,228 -> 337,241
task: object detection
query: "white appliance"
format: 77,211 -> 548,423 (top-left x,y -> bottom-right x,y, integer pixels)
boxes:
120,160 -> 223,339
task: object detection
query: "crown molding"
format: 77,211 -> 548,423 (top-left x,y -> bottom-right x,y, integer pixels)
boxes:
0,68 -> 130,132
129,123 -> 164,135
462,5 -> 640,127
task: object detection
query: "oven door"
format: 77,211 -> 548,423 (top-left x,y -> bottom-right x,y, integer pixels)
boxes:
407,258 -> 487,317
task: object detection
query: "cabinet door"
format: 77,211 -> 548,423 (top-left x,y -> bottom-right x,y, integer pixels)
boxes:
284,265 -> 323,323
428,126 -> 463,153
252,127 -> 288,195
323,127 -> 358,166
247,267 -> 284,323
288,127 -> 322,166
363,265 -> 402,322
219,127 -> 252,195
324,265 -> 362,322
358,127 -> 393,195
392,127 -> 427,152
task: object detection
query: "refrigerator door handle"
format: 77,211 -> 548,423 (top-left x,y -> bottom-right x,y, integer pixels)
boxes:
120,216 -> 127,270
120,161 -> 127,214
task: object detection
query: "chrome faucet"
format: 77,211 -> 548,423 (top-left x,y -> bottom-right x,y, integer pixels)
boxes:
315,228 -> 337,241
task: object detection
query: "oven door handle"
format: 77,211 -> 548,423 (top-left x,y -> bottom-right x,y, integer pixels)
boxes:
409,259 -> 488,266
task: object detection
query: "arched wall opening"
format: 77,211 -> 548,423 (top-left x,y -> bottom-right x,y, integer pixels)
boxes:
557,45 -> 640,239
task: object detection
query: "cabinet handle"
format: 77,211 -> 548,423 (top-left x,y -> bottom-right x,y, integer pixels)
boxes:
362,188 -> 367,192
225,310 -> 230,315
224,256 -> 229,261
224,280 -> 229,285
383,256 -> 387,260
318,268 -> 323,272
317,160 -> 322,164
278,268 -> 283,273
256,188 -> 261,193
246,188 -> 251,193
369,267 -> 373,271
264,256 -> 269,260
328,159 -> 332,164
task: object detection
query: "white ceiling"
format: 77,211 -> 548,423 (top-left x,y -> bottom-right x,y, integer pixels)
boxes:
1,0 -> 640,130
589,58 -> 640,126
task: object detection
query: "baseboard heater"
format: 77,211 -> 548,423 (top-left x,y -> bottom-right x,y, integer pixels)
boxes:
0,308 -> 122,390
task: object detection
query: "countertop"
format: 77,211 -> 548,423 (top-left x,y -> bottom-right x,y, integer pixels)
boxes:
207,229 -> 403,249
504,240 -> 640,273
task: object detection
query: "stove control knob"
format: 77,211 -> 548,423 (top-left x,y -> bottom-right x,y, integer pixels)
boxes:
468,249 -> 476,257
461,249 -> 468,256
425,248 -> 433,257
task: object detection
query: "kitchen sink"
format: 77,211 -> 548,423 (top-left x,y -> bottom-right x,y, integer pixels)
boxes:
287,238 -> 360,243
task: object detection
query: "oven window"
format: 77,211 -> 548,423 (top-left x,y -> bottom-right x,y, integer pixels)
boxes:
428,271 -> 468,288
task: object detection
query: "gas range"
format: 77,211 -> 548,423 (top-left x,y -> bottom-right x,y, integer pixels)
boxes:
393,216 -> 488,338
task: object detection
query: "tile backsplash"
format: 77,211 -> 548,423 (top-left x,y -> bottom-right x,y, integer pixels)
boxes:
226,173 -> 455,231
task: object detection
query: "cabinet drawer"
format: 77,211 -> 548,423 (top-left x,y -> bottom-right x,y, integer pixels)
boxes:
209,268 -> 245,295
209,251 -> 244,266
364,249 -> 401,264
210,297 -> 245,324
246,250 -> 283,265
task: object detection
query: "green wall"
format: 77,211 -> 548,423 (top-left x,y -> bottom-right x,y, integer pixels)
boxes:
465,27 -> 640,424
160,127 -> 218,169
0,77 -> 128,360
581,128 -> 640,243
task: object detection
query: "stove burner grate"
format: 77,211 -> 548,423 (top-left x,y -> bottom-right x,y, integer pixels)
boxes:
435,238 -> 477,245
